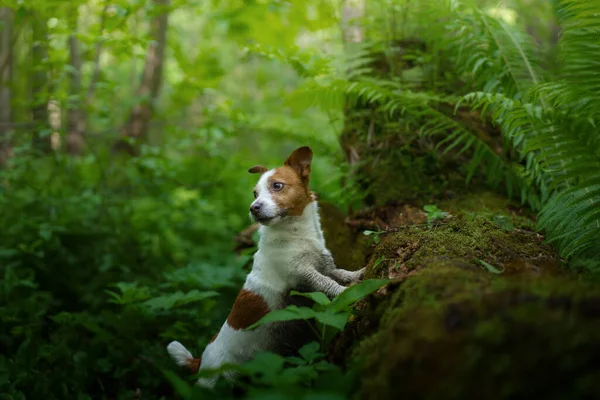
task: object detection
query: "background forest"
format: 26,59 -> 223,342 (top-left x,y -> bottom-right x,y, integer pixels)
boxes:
1,0 -> 599,399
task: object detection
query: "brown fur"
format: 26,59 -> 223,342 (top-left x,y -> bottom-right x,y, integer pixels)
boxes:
227,289 -> 270,330
248,165 -> 268,175
185,357 -> 201,373
284,146 -> 312,184
269,165 -> 314,216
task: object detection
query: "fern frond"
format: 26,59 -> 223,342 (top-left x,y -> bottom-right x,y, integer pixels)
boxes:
282,0 -> 600,261
530,0 -> 600,119
461,89 -> 600,259
559,0 -> 600,97
447,9 -> 545,97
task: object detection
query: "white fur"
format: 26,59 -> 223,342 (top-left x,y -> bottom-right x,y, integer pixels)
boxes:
168,169 -> 365,388
167,341 -> 193,367
249,170 -> 282,224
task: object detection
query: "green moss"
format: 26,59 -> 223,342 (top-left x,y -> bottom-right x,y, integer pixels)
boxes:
352,142 -> 470,206
350,269 -> 600,400
364,214 -> 558,281
327,190 -> 600,399
323,166 -> 600,400
438,190 -> 538,231
438,190 -> 512,212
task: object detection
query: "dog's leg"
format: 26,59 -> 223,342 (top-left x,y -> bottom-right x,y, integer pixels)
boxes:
318,252 -> 365,285
297,268 -> 347,298
326,267 -> 366,285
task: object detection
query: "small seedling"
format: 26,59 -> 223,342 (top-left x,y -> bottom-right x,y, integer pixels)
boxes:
363,229 -> 385,244
478,259 -> 504,274
423,204 -> 449,224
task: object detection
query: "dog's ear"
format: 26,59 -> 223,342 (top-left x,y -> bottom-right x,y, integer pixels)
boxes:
284,146 -> 312,182
248,165 -> 268,175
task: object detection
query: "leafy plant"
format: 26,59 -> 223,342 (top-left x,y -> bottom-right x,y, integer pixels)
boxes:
423,204 -> 449,224
363,229 -> 386,244
164,341 -> 354,399
248,279 -> 389,348
478,259 -> 504,275
290,0 -> 599,262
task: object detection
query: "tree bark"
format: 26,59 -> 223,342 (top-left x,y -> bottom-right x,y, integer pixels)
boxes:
339,0 -> 366,198
341,0 -> 365,45
66,12 -> 85,155
31,14 -> 51,154
114,0 -> 169,155
86,2 -> 108,104
0,7 -> 12,167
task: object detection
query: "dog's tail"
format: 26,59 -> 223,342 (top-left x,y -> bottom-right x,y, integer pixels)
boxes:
167,341 -> 201,373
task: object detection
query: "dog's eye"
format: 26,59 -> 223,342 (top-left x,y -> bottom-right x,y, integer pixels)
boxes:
253,190 -> 258,199
272,182 -> 284,191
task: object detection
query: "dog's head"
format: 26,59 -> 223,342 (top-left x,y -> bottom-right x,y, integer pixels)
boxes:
248,146 -> 314,225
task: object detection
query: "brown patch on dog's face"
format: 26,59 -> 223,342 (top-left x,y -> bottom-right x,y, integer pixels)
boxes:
248,165 -> 268,175
227,289 -> 270,330
268,165 -> 313,216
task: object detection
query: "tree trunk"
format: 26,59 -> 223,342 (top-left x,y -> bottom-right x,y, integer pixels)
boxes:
66,12 -> 85,155
114,0 -> 169,155
31,14 -> 51,154
86,2 -> 108,104
0,7 -> 12,167
341,0 -> 365,45
339,0 -> 366,201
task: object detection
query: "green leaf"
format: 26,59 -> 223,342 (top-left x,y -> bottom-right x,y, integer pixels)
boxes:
314,309 -> 349,331
330,279 -> 389,312
298,341 -> 322,363
478,260 -> 504,274
161,370 -> 194,398
246,305 -> 317,330
291,290 -> 331,306
0,248 -> 18,258
142,290 -> 219,311
423,204 -> 439,213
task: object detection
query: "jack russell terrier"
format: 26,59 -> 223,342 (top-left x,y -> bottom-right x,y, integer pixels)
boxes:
167,146 -> 364,387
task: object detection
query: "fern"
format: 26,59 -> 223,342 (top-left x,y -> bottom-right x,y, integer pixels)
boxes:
284,0 -> 599,260
456,0 -> 600,259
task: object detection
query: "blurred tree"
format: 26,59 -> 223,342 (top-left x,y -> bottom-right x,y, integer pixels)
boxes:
86,2 -> 108,107
341,0 -> 364,44
0,6 -> 12,167
66,7 -> 85,155
115,0 -> 169,155
31,11 -> 51,153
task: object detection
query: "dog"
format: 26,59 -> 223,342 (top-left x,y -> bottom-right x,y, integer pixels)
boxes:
167,146 -> 364,387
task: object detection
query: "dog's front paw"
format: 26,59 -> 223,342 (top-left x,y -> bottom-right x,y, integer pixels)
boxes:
356,267 -> 366,281
332,285 -> 347,298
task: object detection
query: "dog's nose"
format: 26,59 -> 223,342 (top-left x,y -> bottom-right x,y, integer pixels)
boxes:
250,203 -> 262,215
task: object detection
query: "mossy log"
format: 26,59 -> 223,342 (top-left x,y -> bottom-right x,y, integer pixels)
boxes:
322,191 -> 600,400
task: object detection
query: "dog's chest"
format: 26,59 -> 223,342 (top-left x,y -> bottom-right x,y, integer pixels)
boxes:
245,238 -> 324,307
